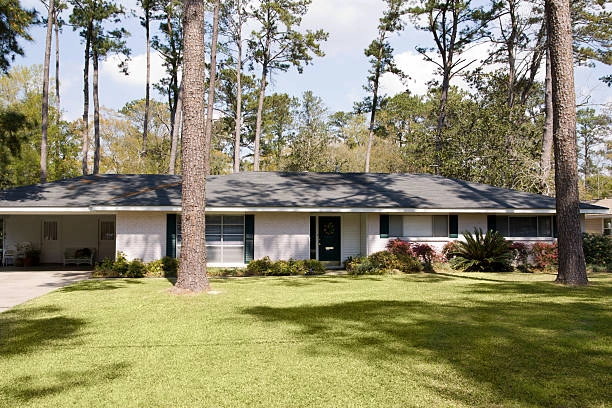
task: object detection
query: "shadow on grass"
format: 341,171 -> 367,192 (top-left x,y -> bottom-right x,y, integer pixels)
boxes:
0,305 -> 86,357
1,362 -> 130,404
242,286 -> 612,407
58,279 -> 144,292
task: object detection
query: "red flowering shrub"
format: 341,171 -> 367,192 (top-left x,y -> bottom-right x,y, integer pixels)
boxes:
386,239 -> 414,256
441,241 -> 460,262
531,242 -> 558,271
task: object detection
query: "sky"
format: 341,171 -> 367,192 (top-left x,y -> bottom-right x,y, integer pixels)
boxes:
15,0 -> 612,121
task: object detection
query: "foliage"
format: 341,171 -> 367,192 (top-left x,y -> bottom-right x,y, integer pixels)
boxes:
385,239 -> 437,271
441,240 -> 460,262
145,259 -> 165,278
346,250 -> 422,275
161,256 -> 178,277
582,233 -> 612,267
530,242 -> 559,271
509,242 -> 530,271
450,228 -> 513,272
126,259 -> 146,278
0,0 -> 36,73
246,257 -> 326,276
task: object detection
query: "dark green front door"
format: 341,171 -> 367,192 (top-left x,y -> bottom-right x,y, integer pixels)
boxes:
318,216 -> 341,263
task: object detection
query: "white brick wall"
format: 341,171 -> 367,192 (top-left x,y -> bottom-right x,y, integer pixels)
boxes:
116,212 -> 166,262
254,213 -> 310,261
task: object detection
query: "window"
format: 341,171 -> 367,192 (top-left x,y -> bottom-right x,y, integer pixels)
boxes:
43,221 -> 58,241
205,215 -> 245,264
604,218 -> 612,236
493,216 -> 553,238
100,221 -> 115,240
388,215 -> 449,237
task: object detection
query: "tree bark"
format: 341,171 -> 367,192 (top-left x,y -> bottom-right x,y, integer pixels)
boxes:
54,5 -> 60,116
92,48 -> 101,175
168,83 -> 182,175
41,0 -> 54,183
175,0 -> 209,293
233,0 -> 244,174
253,31 -> 271,172
540,43 -> 554,195
81,21 -> 92,175
142,5 -> 151,155
546,0 -> 588,285
204,0 -> 220,176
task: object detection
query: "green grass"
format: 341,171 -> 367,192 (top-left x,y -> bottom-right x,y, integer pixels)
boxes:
0,272 -> 611,408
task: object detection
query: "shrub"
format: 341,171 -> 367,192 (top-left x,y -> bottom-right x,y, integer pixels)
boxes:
369,251 -> 402,271
509,242 -> 530,271
450,228 -> 512,272
441,241 -> 459,262
531,242 -> 558,271
410,243 -> 436,271
396,253 -> 424,273
93,258 -> 120,278
582,233 -> 612,267
246,257 -> 326,276
386,239 -> 414,256
146,259 -> 165,277
161,256 -> 179,277
126,259 -> 146,278
112,252 -> 130,277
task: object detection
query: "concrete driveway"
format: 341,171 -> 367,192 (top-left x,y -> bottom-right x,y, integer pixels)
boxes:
0,267 -> 91,312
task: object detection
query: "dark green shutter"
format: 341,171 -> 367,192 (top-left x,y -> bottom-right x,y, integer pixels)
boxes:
244,214 -> 255,263
553,216 -> 558,238
487,215 -> 497,233
380,214 -> 389,238
449,214 -> 459,238
166,214 -> 177,258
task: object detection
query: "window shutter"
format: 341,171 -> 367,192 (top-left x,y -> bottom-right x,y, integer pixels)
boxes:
166,214 -> 177,258
244,214 -> 255,263
380,214 -> 389,238
553,216 -> 558,238
449,214 -> 458,238
487,215 -> 497,233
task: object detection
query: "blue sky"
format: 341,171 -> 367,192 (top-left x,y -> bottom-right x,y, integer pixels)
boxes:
16,0 -> 611,121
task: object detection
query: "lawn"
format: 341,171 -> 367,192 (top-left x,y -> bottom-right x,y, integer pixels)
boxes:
0,272 -> 610,408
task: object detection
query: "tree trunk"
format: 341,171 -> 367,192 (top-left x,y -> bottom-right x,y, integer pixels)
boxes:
142,8 -> 151,155
81,22 -> 92,175
54,6 -> 60,115
365,76 -> 379,173
541,44 -> 554,195
175,0 -> 209,293
92,48 -> 101,175
546,0 -> 588,285
168,83 -> 183,175
204,0 -> 220,176
253,65 -> 268,171
233,0 -> 244,174
41,0 -> 54,183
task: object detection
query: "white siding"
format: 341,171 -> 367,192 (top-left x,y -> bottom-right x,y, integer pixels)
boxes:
254,213 -> 310,261
4,215 -> 41,252
116,212 -> 165,262
367,214 -> 388,254
341,213 -> 362,261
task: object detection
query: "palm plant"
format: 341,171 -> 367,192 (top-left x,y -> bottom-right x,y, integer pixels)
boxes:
450,228 -> 513,272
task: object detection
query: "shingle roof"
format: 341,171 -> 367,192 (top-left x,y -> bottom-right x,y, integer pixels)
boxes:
0,172 -> 606,212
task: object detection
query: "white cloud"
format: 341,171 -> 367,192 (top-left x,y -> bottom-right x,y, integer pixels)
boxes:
101,51 -> 166,88
302,0 -> 385,57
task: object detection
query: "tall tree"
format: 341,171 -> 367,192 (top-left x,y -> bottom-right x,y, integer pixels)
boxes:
576,108 -> 611,191
546,0 -> 587,285
220,0 -> 249,173
70,0 -> 130,175
204,0 -> 220,176
407,0 -> 500,169
152,0 -> 183,172
41,0 -> 55,183
0,0 -> 36,73
247,0 -> 327,171
138,0 -> 160,155
362,0 -> 404,172
174,0 -> 209,292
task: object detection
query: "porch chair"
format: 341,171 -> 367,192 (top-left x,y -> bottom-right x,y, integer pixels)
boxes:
2,249 -> 16,266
